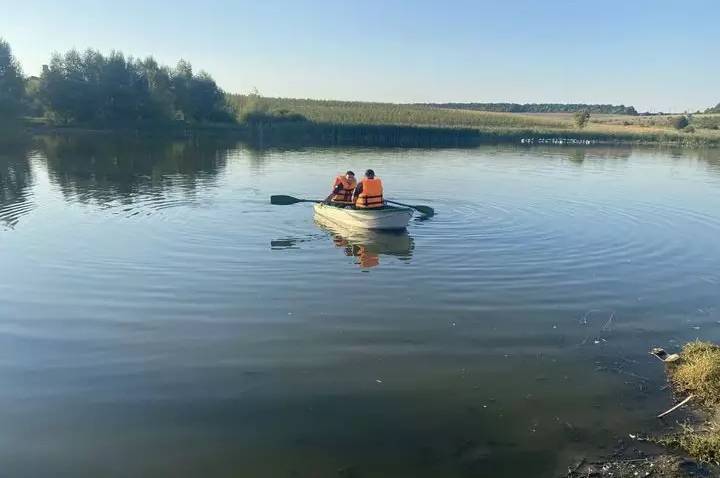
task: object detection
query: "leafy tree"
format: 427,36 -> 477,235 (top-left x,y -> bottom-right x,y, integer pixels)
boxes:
38,49 -> 234,125
171,61 -> 233,122
137,57 -> 175,119
574,110 -> 590,128
170,59 -> 193,121
0,38 -> 26,118
24,76 -> 44,116
99,51 -> 146,121
40,50 -> 99,123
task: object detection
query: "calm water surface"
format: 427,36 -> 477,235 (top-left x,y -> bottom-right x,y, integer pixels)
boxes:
2,136 -> 720,477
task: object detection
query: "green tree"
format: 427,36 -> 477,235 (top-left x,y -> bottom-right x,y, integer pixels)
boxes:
672,115 -> 689,130
39,50 -> 99,123
574,110 -> 590,128
137,57 -> 176,120
170,59 -> 193,121
38,49 -> 234,125
99,51 -> 154,122
24,76 -> 45,116
171,60 -> 233,122
0,38 -> 26,118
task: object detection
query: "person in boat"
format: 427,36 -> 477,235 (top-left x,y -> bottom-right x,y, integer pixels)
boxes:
328,171 -> 357,206
353,169 -> 384,209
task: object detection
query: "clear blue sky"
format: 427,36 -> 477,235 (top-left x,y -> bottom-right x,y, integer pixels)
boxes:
2,0 -> 718,112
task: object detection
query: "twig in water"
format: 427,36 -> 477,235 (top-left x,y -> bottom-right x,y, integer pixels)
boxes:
601,311 -> 615,332
657,395 -> 694,419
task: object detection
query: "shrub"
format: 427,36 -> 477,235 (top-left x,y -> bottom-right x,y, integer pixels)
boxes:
574,110 -> 590,128
672,115 -> 690,129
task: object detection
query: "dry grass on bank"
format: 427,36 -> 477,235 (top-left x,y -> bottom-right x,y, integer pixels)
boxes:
660,341 -> 720,464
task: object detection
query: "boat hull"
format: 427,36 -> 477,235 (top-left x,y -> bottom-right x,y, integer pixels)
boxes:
313,203 -> 413,230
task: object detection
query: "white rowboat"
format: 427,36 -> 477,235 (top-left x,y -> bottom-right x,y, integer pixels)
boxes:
313,203 -> 413,230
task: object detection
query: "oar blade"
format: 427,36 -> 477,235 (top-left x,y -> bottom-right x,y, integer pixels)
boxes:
386,199 -> 435,217
413,205 -> 435,217
271,195 -> 302,205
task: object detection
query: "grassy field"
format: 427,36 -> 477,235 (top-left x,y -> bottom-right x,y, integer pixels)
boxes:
228,95 -> 720,146
20,96 -> 720,148
229,95 -> 570,129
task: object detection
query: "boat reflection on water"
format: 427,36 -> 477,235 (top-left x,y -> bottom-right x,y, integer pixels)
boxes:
313,214 -> 414,269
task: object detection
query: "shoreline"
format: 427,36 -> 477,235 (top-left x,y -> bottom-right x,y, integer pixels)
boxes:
18,119 -> 720,148
569,342 -> 720,477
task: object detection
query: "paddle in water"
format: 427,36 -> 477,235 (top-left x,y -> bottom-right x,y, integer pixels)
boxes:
270,195 -> 319,205
272,195 -> 434,217
385,199 -> 435,217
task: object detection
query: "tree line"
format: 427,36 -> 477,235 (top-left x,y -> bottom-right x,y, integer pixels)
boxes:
421,102 -> 639,115
4,36 -> 720,130
0,38 -> 235,126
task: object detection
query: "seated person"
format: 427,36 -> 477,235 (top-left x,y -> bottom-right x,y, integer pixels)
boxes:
328,171 -> 357,205
354,169 -> 383,209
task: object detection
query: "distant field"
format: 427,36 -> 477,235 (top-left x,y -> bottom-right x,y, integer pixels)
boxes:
229,95 -> 568,129
228,95 -> 720,145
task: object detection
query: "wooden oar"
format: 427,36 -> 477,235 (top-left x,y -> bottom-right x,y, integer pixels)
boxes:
272,195 -> 435,217
270,195 -> 320,205
385,199 -> 434,217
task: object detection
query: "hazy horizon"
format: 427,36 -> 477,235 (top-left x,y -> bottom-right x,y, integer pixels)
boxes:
2,0 -> 718,113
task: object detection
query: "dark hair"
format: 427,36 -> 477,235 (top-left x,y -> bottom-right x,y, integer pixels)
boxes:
365,169 -> 375,178
346,170 -> 355,176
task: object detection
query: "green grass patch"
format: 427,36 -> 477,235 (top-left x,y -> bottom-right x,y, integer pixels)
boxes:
228,95 -> 572,129
226,95 -> 720,146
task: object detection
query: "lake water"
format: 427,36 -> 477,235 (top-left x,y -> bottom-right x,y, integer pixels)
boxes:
2,135 -> 720,477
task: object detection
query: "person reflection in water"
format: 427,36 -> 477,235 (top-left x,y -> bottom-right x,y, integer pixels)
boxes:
331,235 -> 381,268
354,245 -> 380,268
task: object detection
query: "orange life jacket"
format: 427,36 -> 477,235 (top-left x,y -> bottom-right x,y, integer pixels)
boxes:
331,176 -> 357,204
355,177 -> 384,209
356,245 -> 380,268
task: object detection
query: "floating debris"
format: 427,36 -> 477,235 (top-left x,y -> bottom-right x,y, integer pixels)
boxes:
650,348 -> 681,363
